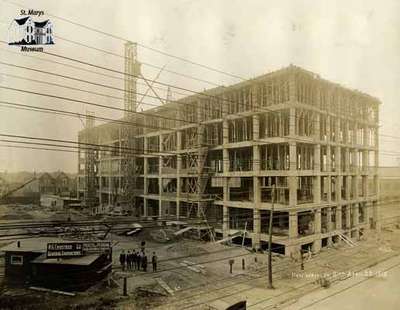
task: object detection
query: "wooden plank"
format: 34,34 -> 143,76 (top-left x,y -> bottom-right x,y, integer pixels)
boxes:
29,286 -> 75,296
156,278 -> 175,296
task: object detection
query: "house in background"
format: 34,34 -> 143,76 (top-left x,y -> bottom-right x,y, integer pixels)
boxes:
0,171 -> 77,204
38,173 -> 55,195
8,16 -> 53,45
53,172 -> 75,196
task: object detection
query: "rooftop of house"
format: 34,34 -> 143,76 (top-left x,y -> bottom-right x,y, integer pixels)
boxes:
34,20 -> 50,28
14,16 -> 30,25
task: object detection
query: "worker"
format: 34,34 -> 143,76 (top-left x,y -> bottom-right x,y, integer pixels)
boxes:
119,250 -> 126,271
132,250 -> 137,271
152,252 -> 158,272
137,250 -> 143,271
126,250 -> 132,270
143,253 -> 148,272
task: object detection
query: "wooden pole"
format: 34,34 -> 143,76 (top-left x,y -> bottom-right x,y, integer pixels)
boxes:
123,277 -> 128,296
267,184 -> 275,289
242,221 -> 247,247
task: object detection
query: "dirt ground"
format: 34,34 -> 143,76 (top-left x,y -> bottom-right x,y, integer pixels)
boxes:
0,201 -> 399,309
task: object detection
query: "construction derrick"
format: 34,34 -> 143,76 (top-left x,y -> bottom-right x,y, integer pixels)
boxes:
120,42 -> 141,212
84,111 -> 97,210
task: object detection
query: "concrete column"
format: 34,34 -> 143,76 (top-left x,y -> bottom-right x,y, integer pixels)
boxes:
253,114 -> 260,140
288,176 -> 297,206
223,149 -> 229,173
253,146 -> 260,172
344,120 -> 349,144
326,115 -> 331,142
289,67 -> 296,103
253,177 -> 261,206
289,210 -> 298,238
313,221 -> 322,252
314,144 -> 321,172
346,205 -> 351,230
335,146 -> 341,173
336,176 -> 342,202
289,142 -> 297,170
353,204 -> 360,239
345,147 -> 350,172
314,209 -> 321,234
326,176 -> 332,203
326,145 -> 331,173
289,108 -> 296,136
314,113 -> 320,141
363,176 -> 368,198
346,175 -> 351,200
336,206 -> 342,231
253,208 -> 261,250
313,176 -> 321,204
326,207 -> 332,232
363,150 -> 369,172
354,175 -> 359,199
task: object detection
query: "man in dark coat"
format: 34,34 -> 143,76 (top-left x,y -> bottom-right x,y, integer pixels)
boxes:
126,250 -> 132,270
119,250 -> 126,271
132,250 -> 137,271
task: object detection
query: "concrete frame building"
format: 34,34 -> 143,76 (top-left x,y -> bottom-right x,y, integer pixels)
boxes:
77,64 -> 380,256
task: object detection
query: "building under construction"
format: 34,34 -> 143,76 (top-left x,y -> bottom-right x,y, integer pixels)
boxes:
77,43 -> 380,256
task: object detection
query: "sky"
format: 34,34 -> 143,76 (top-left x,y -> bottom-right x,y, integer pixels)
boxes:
0,0 -> 399,173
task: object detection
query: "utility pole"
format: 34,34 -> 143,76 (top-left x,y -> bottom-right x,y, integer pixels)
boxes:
242,221 -> 247,247
267,183 -> 275,289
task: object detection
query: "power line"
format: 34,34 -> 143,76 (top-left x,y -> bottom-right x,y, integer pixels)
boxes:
54,33 -> 223,87
0,46 -> 191,98
0,99 -> 170,131
0,85 -> 194,126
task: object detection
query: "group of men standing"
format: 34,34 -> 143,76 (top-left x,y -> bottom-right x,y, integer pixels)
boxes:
119,249 -> 158,272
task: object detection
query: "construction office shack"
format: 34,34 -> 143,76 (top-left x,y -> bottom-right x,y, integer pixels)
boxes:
1,238 -> 112,291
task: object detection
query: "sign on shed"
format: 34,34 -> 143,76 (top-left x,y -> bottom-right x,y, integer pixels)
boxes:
82,241 -> 111,254
46,242 -> 83,258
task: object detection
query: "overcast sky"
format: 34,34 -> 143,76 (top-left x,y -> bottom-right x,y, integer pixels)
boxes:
0,0 -> 399,173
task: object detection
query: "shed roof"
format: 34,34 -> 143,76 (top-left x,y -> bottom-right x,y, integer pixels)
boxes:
31,253 -> 100,266
0,238 -> 72,253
